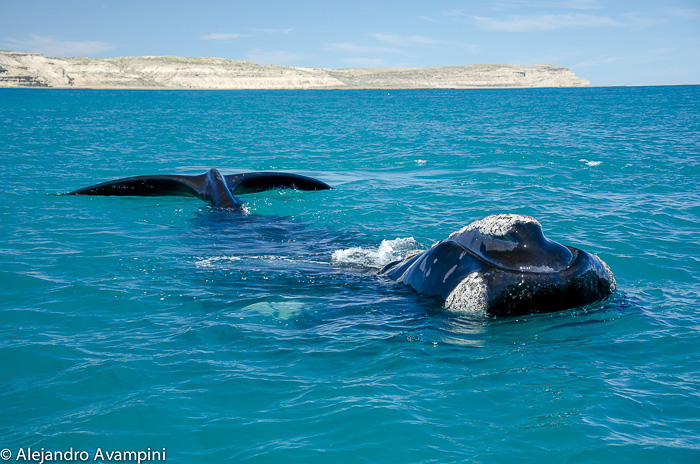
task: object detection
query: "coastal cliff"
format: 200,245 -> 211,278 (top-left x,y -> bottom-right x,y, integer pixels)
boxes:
0,51 -> 591,89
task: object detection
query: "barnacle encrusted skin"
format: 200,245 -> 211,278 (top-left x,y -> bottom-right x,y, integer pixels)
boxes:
444,272 -> 488,315
597,256 -> 617,292
448,214 -> 541,239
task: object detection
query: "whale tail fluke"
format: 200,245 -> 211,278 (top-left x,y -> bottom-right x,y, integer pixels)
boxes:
224,172 -> 332,195
67,169 -> 332,209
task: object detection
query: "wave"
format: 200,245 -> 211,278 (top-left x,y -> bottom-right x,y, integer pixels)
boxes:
331,237 -> 422,269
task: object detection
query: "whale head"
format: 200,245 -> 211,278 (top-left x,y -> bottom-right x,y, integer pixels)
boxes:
381,214 -> 617,316
447,214 -> 573,272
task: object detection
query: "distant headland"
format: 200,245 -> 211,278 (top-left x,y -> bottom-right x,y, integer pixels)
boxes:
0,50 -> 591,89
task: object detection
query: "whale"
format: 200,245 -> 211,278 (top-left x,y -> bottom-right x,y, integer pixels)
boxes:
67,168 -> 332,210
68,173 -> 615,316
380,214 -> 616,316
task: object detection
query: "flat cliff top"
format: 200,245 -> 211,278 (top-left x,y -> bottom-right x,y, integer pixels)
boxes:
0,51 -> 591,89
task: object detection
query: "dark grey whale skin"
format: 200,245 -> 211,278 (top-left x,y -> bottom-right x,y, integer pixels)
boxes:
67,168 -> 332,210
380,217 -> 616,317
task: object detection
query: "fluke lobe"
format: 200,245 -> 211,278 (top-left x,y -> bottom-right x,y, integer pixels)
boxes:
67,168 -> 332,210
380,214 -> 616,316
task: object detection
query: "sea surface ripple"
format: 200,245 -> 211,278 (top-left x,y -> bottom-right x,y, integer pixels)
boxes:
1,87 -> 699,462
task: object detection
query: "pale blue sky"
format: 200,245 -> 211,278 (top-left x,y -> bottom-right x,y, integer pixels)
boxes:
1,0 -> 699,86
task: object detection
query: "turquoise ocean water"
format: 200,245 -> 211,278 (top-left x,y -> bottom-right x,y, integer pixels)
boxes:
1,87 -> 699,462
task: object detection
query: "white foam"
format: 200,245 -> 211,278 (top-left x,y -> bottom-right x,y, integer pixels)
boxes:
195,254 -> 324,270
331,237 -> 422,268
195,255 -> 242,268
579,159 -> 602,167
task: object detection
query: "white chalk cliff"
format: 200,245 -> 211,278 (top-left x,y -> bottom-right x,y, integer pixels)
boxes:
0,51 -> 591,89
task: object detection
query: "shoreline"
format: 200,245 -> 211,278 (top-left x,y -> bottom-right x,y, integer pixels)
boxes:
1,83 -> 697,90
0,51 -> 591,90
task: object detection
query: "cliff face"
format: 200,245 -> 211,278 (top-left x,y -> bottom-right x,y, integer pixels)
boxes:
0,51 -> 591,89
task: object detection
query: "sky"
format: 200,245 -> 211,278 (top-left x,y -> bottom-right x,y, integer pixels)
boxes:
1,0 -> 699,86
